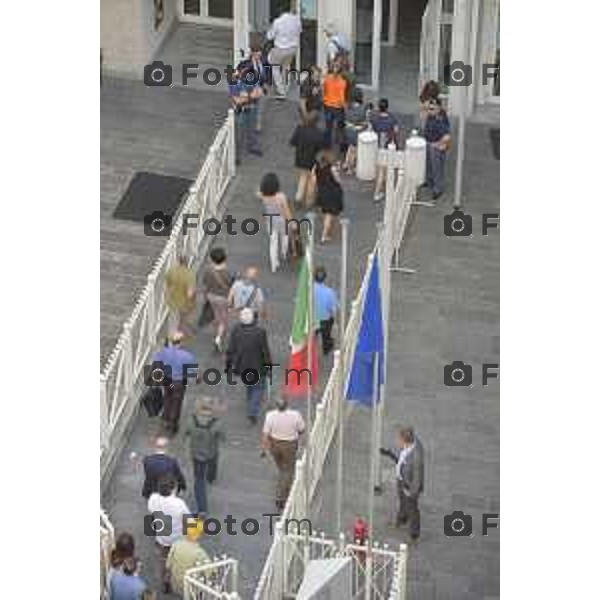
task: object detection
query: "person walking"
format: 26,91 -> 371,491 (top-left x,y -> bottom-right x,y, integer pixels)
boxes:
380,427 -> 425,541
370,98 -> 401,202
201,247 -> 234,353
322,62 -> 350,155
342,87 -> 368,174
261,397 -> 305,511
299,65 -> 323,120
226,308 -> 272,424
324,23 -> 351,70
423,96 -> 451,200
315,150 -> 344,243
228,266 -> 266,321
313,266 -> 338,355
229,66 -> 263,162
151,331 -> 196,435
107,533 -> 148,600
266,7 -> 302,98
259,172 -> 295,272
186,397 -> 225,517
290,111 -> 325,208
238,44 -> 271,133
165,255 -> 196,340
165,518 -> 211,597
147,475 -> 192,593
141,436 -> 186,500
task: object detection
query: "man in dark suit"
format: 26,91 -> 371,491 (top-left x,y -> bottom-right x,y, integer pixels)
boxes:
381,427 -> 425,540
225,308 -> 272,424
141,436 -> 186,499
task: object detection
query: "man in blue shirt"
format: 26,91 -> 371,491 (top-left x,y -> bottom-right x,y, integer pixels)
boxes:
314,266 -> 338,355
423,96 -> 451,200
152,331 -> 197,435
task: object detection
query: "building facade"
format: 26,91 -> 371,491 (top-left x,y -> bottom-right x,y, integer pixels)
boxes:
101,0 -> 500,116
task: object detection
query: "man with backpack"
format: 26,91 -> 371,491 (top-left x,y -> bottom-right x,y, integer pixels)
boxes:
186,397 -> 224,517
228,266 -> 266,322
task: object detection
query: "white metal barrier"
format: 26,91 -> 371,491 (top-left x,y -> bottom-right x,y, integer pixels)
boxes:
100,509 -> 115,599
259,531 -> 408,600
254,147 -> 420,600
183,557 -> 241,600
100,109 -> 236,481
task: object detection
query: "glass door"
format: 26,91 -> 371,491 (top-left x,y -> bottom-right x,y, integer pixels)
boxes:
182,0 -> 233,23
354,0 -> 382,88
299,0 -> 317,69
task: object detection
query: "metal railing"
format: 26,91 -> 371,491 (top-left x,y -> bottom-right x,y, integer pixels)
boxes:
254,145 -> 421,600
100,109 -> 236,482
100,509 -> 115,599
183,557 -> 241,599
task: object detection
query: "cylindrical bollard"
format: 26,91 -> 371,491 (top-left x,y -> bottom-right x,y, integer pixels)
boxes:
356,130 -> 379,181
404,130 -> 427,185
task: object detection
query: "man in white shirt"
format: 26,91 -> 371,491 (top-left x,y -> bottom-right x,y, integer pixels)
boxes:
324,23 -> 351,66
261,397 -> 305,510
147,475 -> 192,593
267,8 -> 302,97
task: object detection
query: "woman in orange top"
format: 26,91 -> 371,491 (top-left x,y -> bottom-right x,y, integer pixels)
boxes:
322,62 -> 349,153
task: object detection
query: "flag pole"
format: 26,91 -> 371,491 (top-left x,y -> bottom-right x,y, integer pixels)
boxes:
304,215 -> 315,514
367,351 -> 380,545
335,218 -> 350,533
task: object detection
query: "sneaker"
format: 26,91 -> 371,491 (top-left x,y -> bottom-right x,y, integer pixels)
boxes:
432,191 -> 443,200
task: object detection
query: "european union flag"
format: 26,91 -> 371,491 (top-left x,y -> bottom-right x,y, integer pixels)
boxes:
346,254 -> 385,407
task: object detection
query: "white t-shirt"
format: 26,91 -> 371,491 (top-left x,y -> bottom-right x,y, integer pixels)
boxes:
263,409 -> 305,441
268,13 -> 302,49
147,492 -> 191,547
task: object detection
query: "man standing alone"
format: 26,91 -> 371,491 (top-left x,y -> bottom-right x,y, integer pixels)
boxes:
381,427 -> 425,541
314,266 -> 338,355
267,6 -> 302,97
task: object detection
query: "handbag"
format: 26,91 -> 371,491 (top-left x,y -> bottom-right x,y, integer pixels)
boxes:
197,299 -> 215,328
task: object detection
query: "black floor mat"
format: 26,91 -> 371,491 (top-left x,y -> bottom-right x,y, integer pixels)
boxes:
489,128 -> 500,160
112,171 -> 193,222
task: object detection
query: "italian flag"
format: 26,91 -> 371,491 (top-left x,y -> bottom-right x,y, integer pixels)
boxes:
282,255 -> 320,397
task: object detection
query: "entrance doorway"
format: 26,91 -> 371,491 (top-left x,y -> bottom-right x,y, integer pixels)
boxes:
379,0 -> 428,110
181,0 -> 234,23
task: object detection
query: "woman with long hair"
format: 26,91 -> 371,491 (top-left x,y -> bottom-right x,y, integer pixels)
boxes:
315,150 -> 344,243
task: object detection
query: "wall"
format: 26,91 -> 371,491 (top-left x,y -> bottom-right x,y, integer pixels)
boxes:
101,0 -> 178,78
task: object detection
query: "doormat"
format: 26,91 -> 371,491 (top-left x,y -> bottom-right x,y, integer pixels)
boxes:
489,128 -> 500,160
112,171 -> 193,223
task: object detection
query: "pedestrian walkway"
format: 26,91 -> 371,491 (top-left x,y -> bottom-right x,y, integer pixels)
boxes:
101,95 -> 388,598
312,121 -> 500,599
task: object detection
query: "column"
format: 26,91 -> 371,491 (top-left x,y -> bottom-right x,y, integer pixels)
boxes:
233,0 -> 250,64
448,0 -> 473,115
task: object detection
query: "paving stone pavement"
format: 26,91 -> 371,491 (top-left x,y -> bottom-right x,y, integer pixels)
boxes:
102,83 -> 499,599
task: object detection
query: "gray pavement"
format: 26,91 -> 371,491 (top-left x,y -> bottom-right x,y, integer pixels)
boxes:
101,79 -> 499,598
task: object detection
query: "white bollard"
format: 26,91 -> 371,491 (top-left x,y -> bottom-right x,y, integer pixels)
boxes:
404,130 -> 427,186
356,130 -> 379,181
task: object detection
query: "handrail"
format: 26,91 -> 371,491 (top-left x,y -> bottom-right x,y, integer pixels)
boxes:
100,109 -> 236,482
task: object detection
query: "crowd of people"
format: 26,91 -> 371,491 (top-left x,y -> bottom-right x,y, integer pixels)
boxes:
106,6 -> 445,598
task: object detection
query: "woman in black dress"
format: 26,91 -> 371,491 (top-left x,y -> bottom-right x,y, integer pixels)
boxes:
314,150 -> 344,243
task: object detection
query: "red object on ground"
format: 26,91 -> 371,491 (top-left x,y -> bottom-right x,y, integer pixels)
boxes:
353,517 -> 369,545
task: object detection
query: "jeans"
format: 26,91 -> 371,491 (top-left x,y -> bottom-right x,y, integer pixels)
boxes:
426,143 -> 447,195
319,317 -> 335,355
193,458 -> 209,515
324,106 -> 346,152
245,379 -> 265,418
162,382 -> 186,434
235,105 -> 261,160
